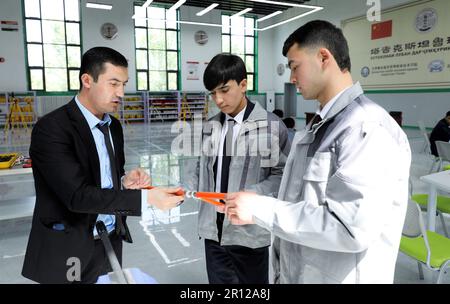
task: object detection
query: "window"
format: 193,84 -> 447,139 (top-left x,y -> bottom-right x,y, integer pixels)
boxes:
221,15 -> 257,92
134,5 -> 180,91
24,0 -> 81,92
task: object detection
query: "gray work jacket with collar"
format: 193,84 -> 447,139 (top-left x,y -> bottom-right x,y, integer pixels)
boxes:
252,83 -> 411,283
186,101 -> 290,248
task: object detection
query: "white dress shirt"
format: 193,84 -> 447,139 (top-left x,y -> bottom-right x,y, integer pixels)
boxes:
215,106 -> 246,193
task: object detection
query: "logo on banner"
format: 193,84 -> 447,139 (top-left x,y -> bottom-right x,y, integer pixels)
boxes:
428,60 -> 444,73
415,8 -> 437,33
361,66 -> 370,78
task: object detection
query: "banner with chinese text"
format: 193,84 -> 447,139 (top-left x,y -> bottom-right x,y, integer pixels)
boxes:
342,0 -> 450,90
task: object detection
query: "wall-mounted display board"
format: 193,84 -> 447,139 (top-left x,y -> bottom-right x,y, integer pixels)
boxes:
342,0 -> 450,91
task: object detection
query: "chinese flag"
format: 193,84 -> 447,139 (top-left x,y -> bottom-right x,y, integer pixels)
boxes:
371,20 -> 392,40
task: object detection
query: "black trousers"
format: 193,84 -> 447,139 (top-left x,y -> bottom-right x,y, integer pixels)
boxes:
204,239 -> 269,284
79,233 -> 123,284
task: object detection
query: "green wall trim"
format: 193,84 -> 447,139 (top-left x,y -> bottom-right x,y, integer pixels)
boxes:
402,125 -> 419,130
402,125 -> 433,131
254,24 -> 258,94
21,0 -> 29,91
275,92 -> 302,96
36,91 -> 76,96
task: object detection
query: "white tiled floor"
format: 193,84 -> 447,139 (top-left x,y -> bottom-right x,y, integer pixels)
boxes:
0,121 -> 449,284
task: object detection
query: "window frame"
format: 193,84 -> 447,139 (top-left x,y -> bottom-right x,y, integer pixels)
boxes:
134,3 -> 181,92
23,0 -> 82,93
221,14 -> 258,93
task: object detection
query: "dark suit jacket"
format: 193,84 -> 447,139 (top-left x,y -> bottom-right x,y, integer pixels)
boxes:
430,118 -> 450,156
22,99 -> 142,283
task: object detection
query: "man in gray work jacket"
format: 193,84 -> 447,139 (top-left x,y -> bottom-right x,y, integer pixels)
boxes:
186,53 -> 289,284
225,20 -> 411,283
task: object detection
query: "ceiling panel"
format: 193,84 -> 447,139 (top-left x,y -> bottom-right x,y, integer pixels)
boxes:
137,0 -> 313,16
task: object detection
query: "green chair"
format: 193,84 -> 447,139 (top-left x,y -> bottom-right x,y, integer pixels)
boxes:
411,194 -> 450,237
400,200 -> 450,283
418,120 -> 440,173
435,141 -> 450,172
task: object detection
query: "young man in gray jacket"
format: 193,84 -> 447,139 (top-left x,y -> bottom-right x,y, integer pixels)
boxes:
186,53 -> 289,284
225,20 -> 411,283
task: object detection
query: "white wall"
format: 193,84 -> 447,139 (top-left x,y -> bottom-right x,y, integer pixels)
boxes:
179,6 -> 221,91
0,0 -> 27,92
81,0 -> 136,92
257,29 -> 275,93
367,92 -> 450,127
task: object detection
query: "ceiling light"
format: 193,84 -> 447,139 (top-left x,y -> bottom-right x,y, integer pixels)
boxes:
86,2 -> 112,10
141,0 -> 153,8
230,8 -> 252,18
259,6 -> 323,31
248,0 -> 323,31
168,0 -> 186,12
196,3 -> 219,16
257,10 -> 282,23
132,1 -> 323,32
248,0 -> 320,9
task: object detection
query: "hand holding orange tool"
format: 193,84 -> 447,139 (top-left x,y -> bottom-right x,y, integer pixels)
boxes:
143,186 -> 226,206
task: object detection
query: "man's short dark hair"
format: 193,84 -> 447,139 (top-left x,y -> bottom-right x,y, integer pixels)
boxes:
283,117 -> 295,129
79,47 -> 128,90
203,53 -> 247,91
446,111 -> 450,117
272,109 -> 284,118
282,20 -> 351,72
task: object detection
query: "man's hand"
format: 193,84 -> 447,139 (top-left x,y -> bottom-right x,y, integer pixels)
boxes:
123,168 -> 151,189
225,192 -> 260,225
216,203 -> 225,214
147,187 -> 184,211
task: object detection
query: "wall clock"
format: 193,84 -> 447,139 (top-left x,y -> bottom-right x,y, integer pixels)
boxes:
100,22 -> 118,40
194,30 -> 208,45
277,63 -> 285,76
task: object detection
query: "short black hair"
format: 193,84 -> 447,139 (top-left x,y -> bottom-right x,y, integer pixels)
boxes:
283,117 -> 295,129
282,20 -> 351,72
272,109 -> 284,118
79,47 -> 128,90
203,53 -> 247,91
446,111 -> 450,117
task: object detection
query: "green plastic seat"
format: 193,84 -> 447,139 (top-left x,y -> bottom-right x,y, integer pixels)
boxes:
400,231 -> 450,268
444,164 -> 450,171
411,194 -> 450,214
400,200 -> 450,283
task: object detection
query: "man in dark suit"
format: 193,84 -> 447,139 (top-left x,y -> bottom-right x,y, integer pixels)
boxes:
22,47 -> 183,284
430,111 -> 450,156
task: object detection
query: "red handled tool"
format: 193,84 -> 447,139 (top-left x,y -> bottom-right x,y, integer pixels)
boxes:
144,186 -> 226,206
